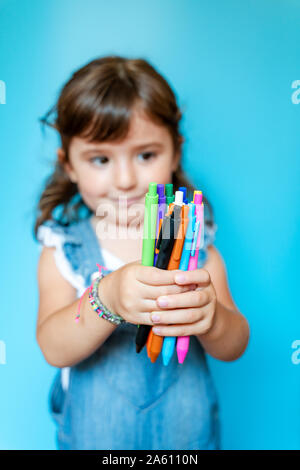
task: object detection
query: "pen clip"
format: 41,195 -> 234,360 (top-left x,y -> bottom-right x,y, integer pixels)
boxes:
156,220 -> 163,251
155,218 -> 163,254
173,206 -> 189,261
191,221 -> 200,256
191,211 -> 196,233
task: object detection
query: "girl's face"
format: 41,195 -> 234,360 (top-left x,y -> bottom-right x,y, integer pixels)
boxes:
60,108 -> 180,227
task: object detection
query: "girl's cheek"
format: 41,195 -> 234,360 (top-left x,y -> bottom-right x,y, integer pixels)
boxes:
77,180 -> 108,208
78,167 -> 109,195
139,163 -> 172,186
151,157 -> 174,179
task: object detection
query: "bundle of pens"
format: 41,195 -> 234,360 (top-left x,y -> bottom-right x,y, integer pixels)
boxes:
135,182 -> 204,366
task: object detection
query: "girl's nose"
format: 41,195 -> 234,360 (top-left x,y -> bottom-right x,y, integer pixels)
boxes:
114,159 -> 137,190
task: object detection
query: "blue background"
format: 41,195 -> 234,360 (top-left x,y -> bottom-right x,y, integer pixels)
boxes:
0,0 -> 299,450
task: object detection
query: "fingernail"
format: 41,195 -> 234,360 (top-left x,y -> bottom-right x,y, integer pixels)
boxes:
151,314 -> 161,323
175,273 -> 186,283
158,297 -> 168,307
153,327 -> 161,334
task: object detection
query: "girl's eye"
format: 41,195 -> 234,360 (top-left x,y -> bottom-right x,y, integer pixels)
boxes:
137,152 -> 156,162
90,156 -> 109,166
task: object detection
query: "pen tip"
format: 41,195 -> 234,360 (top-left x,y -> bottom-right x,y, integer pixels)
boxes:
136,344 -> 143,353
163,357 -> 171,366
150,354 -> 159,363
177,350 -> 187,364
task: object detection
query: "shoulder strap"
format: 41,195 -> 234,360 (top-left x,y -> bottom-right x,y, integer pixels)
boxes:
67,218 -> 114,287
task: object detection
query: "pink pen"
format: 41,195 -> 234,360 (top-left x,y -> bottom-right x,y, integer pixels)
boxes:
177,192 -> 203,364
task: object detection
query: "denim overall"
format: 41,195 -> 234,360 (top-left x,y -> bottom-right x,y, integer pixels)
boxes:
41,216 -> 220,450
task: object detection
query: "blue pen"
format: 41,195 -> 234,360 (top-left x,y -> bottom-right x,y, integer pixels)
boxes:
178,186 -> 189,204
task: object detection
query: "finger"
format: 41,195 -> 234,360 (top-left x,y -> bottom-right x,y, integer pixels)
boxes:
142,283 -> 197,300
128,289 -> 196,324
128,311 -> 156,326
136,265 -> 179,286
156,288 -> 210,310
174,269 -> 211,286
152,319 -> 211,337
138,296 -> 193,317
150,307 -> 204,325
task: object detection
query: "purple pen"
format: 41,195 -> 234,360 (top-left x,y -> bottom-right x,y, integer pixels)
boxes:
154,184 -> 167,266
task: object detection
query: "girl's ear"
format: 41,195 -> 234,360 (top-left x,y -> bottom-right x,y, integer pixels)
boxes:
57,148 -> 78,183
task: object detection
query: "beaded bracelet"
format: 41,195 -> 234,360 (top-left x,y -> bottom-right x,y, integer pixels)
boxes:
75,263 -> 124,325
88,275 -> 106,319
88,274 -> 125,326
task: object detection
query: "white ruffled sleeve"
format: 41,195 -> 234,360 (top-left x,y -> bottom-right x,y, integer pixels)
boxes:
37,223 -> 86,298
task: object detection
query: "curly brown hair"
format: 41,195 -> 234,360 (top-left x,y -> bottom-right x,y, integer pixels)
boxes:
34,55 -> 214,237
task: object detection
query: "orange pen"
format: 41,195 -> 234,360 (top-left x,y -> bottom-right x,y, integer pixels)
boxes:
146,329 -> 154,357
168,204 -> 190,270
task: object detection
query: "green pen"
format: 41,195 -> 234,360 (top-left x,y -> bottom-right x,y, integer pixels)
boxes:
136,182 -> 158,353
141,182 -> 158,265
165,183 -> 175,205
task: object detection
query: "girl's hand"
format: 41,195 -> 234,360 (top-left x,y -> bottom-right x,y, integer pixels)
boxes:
98,261 -> 197,325
150,268 -> 217,337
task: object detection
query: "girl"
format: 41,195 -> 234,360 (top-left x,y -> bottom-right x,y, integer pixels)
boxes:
34,55 -> 249,450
